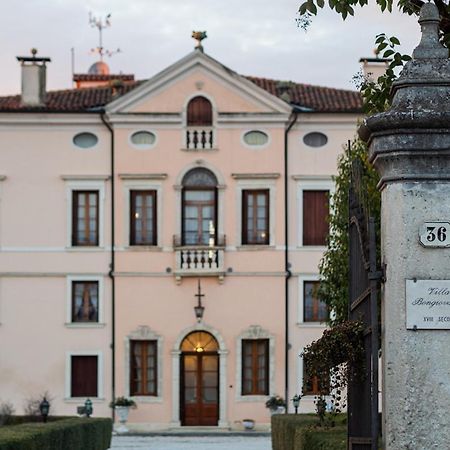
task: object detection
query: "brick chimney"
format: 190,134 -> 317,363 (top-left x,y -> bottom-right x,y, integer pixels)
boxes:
16,49 -> 51,107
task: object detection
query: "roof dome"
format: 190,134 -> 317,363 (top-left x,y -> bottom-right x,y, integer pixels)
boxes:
88,61 -> 110,75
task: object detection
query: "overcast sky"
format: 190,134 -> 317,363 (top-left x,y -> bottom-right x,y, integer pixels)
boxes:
0,0 -> 421,95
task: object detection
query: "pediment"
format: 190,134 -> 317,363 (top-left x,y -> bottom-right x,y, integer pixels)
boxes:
106,51 -> 291,115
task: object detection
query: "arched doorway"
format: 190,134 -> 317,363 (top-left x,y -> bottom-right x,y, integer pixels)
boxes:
180,331 -> 219,426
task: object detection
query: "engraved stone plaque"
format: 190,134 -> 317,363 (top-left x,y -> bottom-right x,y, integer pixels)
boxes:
406,279 -> 450,329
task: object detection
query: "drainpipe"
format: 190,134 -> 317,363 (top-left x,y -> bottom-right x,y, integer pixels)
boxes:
284,110 -> 298,411
101,112 -> 115,421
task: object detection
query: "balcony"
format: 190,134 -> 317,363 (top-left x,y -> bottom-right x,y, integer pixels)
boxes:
173,235 -> 225,282
185,127 -> 215,150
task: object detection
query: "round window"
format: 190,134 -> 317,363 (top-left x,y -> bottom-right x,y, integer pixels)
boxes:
303,132 -> 328,148
73,132 -> 98,149
130,131 -> 156,149
243,130 -> 269,146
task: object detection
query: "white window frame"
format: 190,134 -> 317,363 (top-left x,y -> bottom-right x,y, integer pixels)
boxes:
236,179 -> 276,248
65,350 -> 104,400
65,179 -> 106,249
235,325 -> 275,402
122,181 -> 163,248
124,325 -> 163,403
65,275 -> 104,327
296,178 -> 334,248
174,162 -> 226,243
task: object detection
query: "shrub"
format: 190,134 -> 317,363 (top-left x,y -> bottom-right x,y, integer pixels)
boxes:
272,414 -> 347,450
0,403 -> 15,426
299,425 -> 347,450
0,417 -> 112,450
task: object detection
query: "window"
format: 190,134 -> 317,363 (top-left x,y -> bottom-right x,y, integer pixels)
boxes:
130,131 -> 156,149
71,355 -> 98,397
242,190 -> 269,245
303,132 -> 328,148
73,132 -> 98,149
302,362 -> 329,396
303,281 -> 328,322
303,190 -> 329,246
130,340 -> 157,396
187,96 -> 212,126
130,190 -> 157,245
182,168 -> 217,246
243,130 -> 269,146
72,281 -> 99,322
241,339 -> 269,395
72,191 -> 99,246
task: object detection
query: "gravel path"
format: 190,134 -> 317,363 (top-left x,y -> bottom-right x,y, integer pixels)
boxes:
110,435 -> 272,450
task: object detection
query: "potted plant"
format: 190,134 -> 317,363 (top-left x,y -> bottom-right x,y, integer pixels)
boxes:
242,418 -> 255,430
109,397 -> 137,433
265,395 -> 286,414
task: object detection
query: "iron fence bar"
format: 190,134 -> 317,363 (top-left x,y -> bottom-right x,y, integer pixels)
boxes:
369,218 -> 379,450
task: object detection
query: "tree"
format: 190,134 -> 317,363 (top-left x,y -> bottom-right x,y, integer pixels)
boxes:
298,0 -> 450,113
318,139 -> 380,324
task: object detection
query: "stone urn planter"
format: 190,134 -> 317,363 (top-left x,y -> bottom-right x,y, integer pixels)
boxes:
270,406 -> 286,415
110,396 -> 137,434
242,419 -> 255,430
115,406 -> 130,433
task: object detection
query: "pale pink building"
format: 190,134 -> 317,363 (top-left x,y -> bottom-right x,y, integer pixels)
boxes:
0,45 -> 362,430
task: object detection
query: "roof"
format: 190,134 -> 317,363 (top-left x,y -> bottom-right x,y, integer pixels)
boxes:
73,74 -> 135,82
0,76 -> 362,114
246,76 -> 362,113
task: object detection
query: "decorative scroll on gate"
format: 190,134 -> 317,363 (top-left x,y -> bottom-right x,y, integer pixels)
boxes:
347,158 -> 381,450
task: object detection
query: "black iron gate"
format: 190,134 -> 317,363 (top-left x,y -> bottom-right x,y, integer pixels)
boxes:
347,159 -> 380,450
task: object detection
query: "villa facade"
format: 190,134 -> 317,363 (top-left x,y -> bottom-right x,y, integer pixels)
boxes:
0,46 -> 362,429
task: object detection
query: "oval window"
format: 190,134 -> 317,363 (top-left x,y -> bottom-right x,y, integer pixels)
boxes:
243,130 -> 269,146
303,132 -> 328,148
130,131 -> 156,149
73,132 -> 98,149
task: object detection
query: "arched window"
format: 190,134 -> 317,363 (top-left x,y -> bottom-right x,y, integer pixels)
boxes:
182,168 -> 218,246
181,331 -> 219,353
187,96 -> 213,126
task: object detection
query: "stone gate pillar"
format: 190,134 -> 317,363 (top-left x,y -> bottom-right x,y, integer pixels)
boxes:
359,4 -> 450,449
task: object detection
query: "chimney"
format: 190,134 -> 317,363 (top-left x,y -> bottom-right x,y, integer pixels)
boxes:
359,52 -> 390,82
16,49 -> 51,106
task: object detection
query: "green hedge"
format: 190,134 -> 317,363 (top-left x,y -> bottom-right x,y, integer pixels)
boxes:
272,414 -> 347,450
299,425 -> 347,450
0,417 -> 112,450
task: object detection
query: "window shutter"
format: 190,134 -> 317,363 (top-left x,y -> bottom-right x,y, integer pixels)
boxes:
71,355 -> 98,397
303,191 -> 329,246
187,97 -> 213,126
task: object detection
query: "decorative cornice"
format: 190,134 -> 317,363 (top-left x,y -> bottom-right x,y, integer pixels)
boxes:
61,175 -> 110,181
231,173 -> 280,180
292,175 -> 332,181
119,173 -> 168,180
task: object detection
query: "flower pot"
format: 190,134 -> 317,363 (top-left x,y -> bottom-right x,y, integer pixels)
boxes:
242,419 -> 255,430
115,406 -> 130,433
270,406 -> 285,415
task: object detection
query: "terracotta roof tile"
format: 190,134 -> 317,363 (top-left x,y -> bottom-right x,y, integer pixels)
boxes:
73,74 -> 135,82
0,76 -> 362,113
245,76 -> 362,112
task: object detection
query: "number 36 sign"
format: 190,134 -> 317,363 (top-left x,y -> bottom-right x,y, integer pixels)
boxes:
419,222 -> 450,247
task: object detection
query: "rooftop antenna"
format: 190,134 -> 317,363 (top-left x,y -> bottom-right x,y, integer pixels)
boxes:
88,12 -> 121,61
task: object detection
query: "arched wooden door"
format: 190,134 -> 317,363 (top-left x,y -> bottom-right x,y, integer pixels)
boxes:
180,331 -> 219,426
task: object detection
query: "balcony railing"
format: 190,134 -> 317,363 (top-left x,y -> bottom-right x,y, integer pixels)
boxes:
185,127 -> 214,150
173,235 -> 225,279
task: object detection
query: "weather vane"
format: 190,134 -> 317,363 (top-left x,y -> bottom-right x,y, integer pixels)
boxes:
192,31 -> 207,52
89,12 -> 121,61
